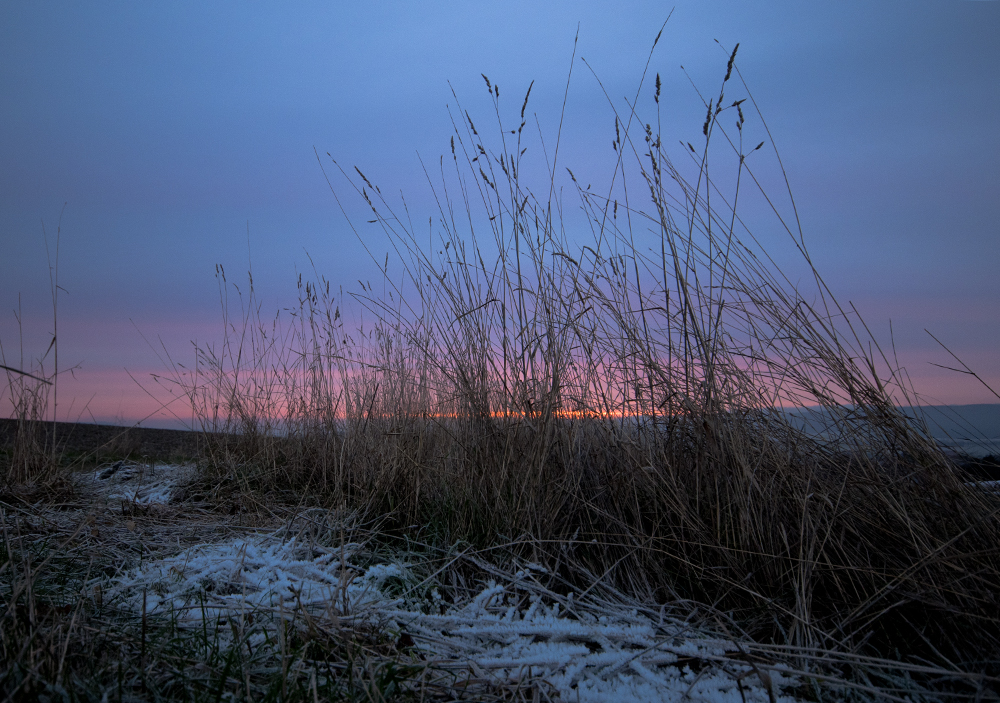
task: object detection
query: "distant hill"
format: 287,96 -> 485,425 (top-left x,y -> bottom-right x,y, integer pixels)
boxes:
783,404 -> 1000,457
904,404 -> 1000,457
6,404 -> 1000,459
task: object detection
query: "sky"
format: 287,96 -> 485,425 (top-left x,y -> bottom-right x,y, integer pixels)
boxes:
1,0 -> 999,428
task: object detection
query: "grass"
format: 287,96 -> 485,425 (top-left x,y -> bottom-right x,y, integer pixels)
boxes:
3,30 -> 1000,700
0,504 -> 459,701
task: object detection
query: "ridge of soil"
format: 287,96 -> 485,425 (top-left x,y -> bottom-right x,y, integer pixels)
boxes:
0,418 -> 220,460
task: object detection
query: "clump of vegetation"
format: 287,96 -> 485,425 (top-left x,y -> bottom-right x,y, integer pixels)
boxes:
175,32 -> 1000,689
0,368 -> 55,486
1,213 -> 69,490
3,28 -> 998,700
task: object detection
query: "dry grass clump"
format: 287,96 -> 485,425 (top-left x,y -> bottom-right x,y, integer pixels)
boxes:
175,37 -> 1000,690
1,216 -> 70,490
1,365 -> 62,489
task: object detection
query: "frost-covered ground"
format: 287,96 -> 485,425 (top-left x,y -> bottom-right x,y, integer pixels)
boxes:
91,462 -> 803,702
87,459 -> 198,505
107,532 -> 799,703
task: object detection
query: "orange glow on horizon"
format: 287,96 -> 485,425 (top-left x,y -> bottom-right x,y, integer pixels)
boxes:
5,360 -> 1000,431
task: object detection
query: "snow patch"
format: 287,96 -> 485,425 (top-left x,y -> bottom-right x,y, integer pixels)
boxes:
108,533 -> 381,624
108,532 -> 801,702
92,461 -> 194,504
386,583 -> 797,703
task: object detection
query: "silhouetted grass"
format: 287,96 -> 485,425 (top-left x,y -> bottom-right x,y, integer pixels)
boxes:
172,36 -> 1000,692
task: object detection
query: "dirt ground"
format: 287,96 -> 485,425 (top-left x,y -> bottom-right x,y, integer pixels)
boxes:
0,418 -> 219,462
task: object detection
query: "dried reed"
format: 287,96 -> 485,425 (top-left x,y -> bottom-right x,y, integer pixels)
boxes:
168,35 -> 1000,690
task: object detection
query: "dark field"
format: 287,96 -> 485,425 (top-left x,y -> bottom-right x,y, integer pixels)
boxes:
0,418 -> 203,462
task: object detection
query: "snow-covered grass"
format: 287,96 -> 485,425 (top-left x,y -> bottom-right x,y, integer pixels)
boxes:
91,459 -> 197,506
108,525 -> 799,703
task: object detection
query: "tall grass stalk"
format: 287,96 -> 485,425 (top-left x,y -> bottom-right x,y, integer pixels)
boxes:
1,299 -> 59,486
1,209 -> 71,487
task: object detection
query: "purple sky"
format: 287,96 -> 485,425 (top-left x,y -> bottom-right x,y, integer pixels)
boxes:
2,0 -> 999,427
